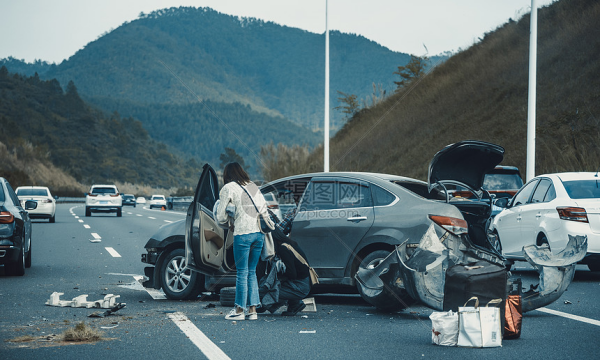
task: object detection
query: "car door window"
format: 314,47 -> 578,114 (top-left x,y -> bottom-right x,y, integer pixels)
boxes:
301,181 -> 372,210
511,179 -> 539,206
544,184 -> 556,202
530,179 -> 552,203
372,185 -> 396,206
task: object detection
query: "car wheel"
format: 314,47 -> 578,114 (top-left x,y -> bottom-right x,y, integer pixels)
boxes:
537,234 -> 550,249
219,287 -> 236,307
117,208 -> 122,217
85,207 -> 91,217
25,237 -> 32,268
6,243 -> 25,276
356,250 -> 414,312
160,248 -> 204,300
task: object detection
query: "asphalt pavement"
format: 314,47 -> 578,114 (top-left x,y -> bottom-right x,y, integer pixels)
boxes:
1,204 -> 600,359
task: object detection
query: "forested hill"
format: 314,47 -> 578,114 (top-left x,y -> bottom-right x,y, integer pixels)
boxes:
0,67 -> 200,188
314,0 -> 600,180
6,7 -> 438,129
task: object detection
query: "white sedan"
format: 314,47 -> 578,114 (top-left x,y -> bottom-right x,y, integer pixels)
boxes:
15,186 -> 57,223
490,172 -> 600,271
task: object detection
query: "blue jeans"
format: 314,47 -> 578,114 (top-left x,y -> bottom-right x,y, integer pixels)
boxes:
233,232 -> 264,310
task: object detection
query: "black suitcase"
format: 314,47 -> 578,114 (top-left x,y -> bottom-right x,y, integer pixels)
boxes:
443,260 -> 508,312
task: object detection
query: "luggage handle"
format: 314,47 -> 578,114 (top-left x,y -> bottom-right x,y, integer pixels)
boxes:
464,265 -> 484,270
463,296 -> 479,308
485,298 -> 503,307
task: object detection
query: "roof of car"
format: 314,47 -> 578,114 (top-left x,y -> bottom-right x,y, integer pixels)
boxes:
16,186 -> 50,189
263,171 -> 424,185
544,172 -> 600,181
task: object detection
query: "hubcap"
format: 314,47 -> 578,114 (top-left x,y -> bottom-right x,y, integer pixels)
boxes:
166,256 -> 192,293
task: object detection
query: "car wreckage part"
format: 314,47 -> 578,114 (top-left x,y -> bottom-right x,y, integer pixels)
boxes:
356,223 -> 587,312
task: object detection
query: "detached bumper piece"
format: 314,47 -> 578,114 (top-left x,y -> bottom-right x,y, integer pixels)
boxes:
45,292 -> 124,309
356,224 -> 587,312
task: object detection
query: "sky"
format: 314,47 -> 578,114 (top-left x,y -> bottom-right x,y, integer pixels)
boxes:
1,0 -> 557,64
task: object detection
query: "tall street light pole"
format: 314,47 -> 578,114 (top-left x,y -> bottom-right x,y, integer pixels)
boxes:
324,0 -> 330,172
526,0 -> 538,181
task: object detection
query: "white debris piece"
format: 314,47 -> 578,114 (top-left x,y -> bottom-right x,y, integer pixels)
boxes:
45,292 -> 121,309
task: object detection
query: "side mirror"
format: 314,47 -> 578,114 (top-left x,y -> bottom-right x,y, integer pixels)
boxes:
494,198 -> 509,208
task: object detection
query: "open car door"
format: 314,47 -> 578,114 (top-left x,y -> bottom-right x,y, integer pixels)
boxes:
185,164 -> 225,275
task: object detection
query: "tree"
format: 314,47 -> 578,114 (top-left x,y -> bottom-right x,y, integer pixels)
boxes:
219,147 -> 249,171
393,55 -> 429,91
334,91 -> 360,120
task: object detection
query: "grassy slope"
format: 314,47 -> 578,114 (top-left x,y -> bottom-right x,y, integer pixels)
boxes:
314,0 -> 600,180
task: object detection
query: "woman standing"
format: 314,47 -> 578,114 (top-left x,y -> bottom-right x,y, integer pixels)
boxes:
216,162 -> 266,321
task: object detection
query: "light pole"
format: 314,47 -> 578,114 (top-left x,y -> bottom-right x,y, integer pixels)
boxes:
526,0 -> 538,181
324,0 -> 330,172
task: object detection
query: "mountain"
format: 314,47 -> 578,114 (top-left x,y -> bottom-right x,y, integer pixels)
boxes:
312,0 -> 600,180
0,67 -> 200,189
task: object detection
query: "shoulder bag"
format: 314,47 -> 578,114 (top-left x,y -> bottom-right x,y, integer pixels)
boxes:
282,243 -> 319,285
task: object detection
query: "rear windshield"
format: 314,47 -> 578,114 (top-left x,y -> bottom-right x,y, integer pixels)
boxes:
152,196 -> 165,200
92,187 -> 117,195
483,173 -> 523,190
563,180 -> 600,199
123,195 -> 134,199
16,188 -> 49,196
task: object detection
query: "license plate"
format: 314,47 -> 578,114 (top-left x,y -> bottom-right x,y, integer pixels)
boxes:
99,201 -> 108,204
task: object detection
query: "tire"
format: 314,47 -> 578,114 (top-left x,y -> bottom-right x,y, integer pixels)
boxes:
219,287 -> 237,307
25,237 -> 32,268
49,215 -> 55,223
117,208 -> 122,217
159,248 -> 203,300
6,243 -> 25,276
356,250 -> 412,312
85,207 -> 91,217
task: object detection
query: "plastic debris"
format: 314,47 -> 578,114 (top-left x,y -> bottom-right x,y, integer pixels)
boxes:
88,303 -> 126,318
45,292 -> 121,309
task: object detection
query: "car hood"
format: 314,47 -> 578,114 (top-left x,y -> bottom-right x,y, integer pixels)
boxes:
428,140 -> 505,192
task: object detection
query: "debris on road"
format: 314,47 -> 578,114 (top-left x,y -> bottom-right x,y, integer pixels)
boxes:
45,292 -> 122,309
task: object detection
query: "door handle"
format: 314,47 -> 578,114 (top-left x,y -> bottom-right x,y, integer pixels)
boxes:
347,216 -> 367,223
535,213 -> 542,218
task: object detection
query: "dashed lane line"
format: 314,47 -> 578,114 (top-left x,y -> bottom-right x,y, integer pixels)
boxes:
168,312 -> 231,360
148,217 -> 156,220
105,247 -> 121,258
91,233 -> 101,240
84,224 -> 90,229
537,307 -> 600,327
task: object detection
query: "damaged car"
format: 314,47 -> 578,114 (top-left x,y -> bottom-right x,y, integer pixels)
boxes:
356,140 -> 588,312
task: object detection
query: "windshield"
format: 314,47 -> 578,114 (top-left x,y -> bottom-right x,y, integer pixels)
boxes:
16,188 -> 49,196
483,173 -> 523,190
563,180 -> 600,199
92,187 -> 117,195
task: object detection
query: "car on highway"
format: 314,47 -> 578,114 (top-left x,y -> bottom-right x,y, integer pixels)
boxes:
0,177 -> 37,276
142,141 -> 508,305
15,186 -> 57,223
122,194 -> 136,207
136,197 -> 147,205
85,184 -> 122,217
489,172 -> 600,271
149,195 -> 167,209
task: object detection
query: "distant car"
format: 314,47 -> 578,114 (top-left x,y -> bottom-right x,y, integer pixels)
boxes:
149,195 -> 167,209
490,172 -> 600,271
15,186 -> 57,223
136,197 -> 147,205
85,184 -> 122,217
122,194 -> 136,207
0,177 -> 37,276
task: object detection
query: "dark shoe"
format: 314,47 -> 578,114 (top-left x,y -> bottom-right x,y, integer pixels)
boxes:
256,302 -> 284,314
282,302 -> 306,316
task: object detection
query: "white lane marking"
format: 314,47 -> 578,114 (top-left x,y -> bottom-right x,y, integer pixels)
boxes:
164,220 -> 173,223
105,247 -> 121,258
74,216 -> 79,219
127,212 -> 132,215
136,214 -> 143,217
131,275 -> 166,300
78,219 -> 84,223
84,224 -> 90,229
168,312 -> 231,360
91,233 -> 101,240
148,217 -> 156,220
537,307 -> 600,327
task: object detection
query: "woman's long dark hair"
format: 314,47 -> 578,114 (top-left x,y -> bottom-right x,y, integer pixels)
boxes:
223,162 -> 250,186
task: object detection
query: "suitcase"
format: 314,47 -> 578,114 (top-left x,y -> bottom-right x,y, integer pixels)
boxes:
443,260 -> 508,313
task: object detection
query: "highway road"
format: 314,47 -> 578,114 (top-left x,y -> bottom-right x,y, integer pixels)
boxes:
1,204 -> 600,359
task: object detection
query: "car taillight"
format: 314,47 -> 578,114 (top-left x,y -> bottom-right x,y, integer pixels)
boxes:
88,193 -> 97,197
43,199 -> 53,203
110,194 -> 119,197
428,215 -> 469,235
557,207 -> 588,223
0,211 -> 14,224
267,204 -> 279,209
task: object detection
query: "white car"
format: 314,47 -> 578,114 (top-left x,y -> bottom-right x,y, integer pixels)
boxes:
15,186 -> 56,223
490,172 -> 600,271
149,195 -> 167,209
136,197 -> 147,205
85,184 -> 122,217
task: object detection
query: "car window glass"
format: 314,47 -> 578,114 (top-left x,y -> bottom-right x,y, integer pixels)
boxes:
372,185 -> 396,206
301,181 -> 372,211
544,184 -> 556,202
483,173 -> 523,190
512,179 -> 538,206
530,179 -> 552,203
0,183 -> 5,202
5,182 -> 20,206
92,187 -> 117,195
563,180 -> 600,199
17,188 -> 48,196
